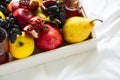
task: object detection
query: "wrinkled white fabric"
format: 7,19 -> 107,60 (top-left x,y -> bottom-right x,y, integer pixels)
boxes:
1,0 -> 120,80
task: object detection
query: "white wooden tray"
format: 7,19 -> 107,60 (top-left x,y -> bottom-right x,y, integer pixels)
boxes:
0,1 -> 97,76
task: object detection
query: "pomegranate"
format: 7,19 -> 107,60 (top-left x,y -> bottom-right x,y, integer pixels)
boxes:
35,23 -> 63,51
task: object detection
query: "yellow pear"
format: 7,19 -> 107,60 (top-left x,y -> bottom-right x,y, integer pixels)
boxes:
63,16 -> 102,43
9,32 -> 35,59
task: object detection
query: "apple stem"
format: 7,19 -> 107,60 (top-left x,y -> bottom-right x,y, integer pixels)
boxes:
18,41 -> 24,47
90,19 -> 103,24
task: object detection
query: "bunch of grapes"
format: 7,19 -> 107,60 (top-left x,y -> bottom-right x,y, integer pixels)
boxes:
0,0 -> 22,43
43,0 -> 66,28
0,0 -> 11,16
0,14 -> 22,43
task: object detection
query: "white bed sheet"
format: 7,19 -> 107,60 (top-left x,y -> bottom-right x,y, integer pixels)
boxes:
0,0 -> 120,80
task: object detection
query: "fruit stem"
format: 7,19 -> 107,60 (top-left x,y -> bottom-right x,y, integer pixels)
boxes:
90,19 -> 103,24
18,41 -> 24,47
43,25 -> 49,30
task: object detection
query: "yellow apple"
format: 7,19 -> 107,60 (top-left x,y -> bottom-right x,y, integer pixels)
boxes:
9,32 -> 35,59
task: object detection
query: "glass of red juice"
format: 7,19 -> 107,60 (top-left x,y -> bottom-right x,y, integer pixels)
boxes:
0,27 -> 9,64
63,0 -> 84,19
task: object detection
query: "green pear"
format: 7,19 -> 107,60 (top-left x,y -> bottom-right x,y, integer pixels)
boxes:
62,16 -> 102,43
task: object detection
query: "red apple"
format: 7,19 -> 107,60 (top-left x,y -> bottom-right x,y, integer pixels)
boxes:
35,23 -> 63,51
7,1 -> 20,13
13,8 -> 34,29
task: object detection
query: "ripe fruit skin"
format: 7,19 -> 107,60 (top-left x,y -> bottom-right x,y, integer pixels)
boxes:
0,11 -> 5,19
7,1 -> 20,13
9,32 -> 35,59
13,8 -> 34,29
35,23 -> 63,51
63,16 -> 94,43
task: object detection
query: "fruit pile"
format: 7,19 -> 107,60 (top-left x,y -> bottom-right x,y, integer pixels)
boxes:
0,0 -> 100,64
